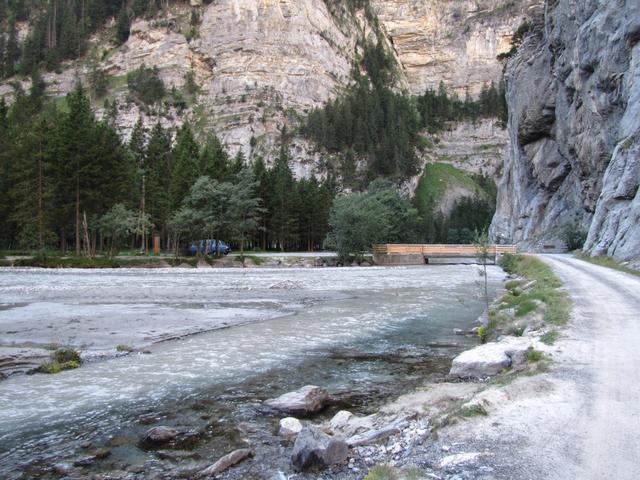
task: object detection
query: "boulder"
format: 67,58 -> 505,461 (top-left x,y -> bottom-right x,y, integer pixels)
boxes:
449,343 -> 511,378
279,417 -> 303,440
264,385 -> 330,415
291,426 -> 348,472
450,337 -> 538,378
329,410 -> 354,432
141,426 -> 179,446
199,448 -> 253,477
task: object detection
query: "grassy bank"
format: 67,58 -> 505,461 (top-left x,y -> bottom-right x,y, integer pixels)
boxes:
484,254 -> 571,342
2,255 -> 199,268
575,253 -> 640,277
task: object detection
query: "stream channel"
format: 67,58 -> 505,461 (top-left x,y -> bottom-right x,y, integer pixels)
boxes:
0,265 -> 502,478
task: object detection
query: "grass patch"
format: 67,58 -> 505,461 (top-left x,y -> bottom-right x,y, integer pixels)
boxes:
414,162 -> 488,214
575,253 -> 640,277
37,360 -> 81,374
505,279 -> 521,290
540,330 -> 560,345
240,255 -> 265,266
36,347 -> 82,374
116,344 -> 134,353
515,299 -> 537,317
364,464 -> 398,480
459,403 -> 488,417
527,349 -> 544,362
482,254 -> 571,342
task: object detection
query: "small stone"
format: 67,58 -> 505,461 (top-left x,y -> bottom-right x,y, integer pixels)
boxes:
291,426 -> 348,472
264,385 -> 330,415
453,328 -> 464,335
141,426 -> 180,446
279,417 -> 303,440
199,448 -> 253,477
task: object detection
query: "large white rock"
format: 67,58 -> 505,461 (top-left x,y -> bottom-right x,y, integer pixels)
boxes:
264,385 -> 330,415
450,343 -> 512,378
450,337 -> 540,378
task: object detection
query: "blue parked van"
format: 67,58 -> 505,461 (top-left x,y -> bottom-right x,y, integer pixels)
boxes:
188,239 -> 231,256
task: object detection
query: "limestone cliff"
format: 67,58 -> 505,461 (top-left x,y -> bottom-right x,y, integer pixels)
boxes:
491,0 -> 640,262
0,0 -> 529,181
373,0 -> 536,96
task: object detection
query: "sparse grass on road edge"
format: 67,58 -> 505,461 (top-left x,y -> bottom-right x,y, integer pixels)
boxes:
574,253 -> 640,277
496,254 -> 571,329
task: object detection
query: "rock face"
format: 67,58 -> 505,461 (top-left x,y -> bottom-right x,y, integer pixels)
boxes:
372,0 -> 536,96
0,0 -> 529,183
290,426 -> 348,472
263,385 -> 331,415
432,119 -> 509,177
491,0 -> 640,262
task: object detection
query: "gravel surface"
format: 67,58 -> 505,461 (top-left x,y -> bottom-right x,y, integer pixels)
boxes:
436,254 -> 640,479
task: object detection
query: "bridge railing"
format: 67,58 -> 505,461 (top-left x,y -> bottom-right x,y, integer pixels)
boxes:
372,244 -> 518,256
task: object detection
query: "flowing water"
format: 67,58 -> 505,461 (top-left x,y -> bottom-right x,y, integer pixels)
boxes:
0,265 -> 502,479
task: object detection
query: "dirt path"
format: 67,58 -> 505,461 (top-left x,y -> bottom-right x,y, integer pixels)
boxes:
441,254 -> 640,479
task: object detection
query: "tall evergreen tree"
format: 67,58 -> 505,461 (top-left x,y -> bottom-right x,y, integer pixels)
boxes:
169,123 -> 200,214
146,122 -> 172,240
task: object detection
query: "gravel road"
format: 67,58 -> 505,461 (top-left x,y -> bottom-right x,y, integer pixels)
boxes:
440,254 -> 640,479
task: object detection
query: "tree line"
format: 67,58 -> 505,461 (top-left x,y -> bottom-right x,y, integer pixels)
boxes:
0,80 -> 335,254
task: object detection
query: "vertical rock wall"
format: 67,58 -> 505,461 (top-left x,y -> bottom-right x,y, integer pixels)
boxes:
491,0 -> 640,262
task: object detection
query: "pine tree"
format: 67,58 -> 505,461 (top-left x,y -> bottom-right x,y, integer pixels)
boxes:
57,82 -> 98,254
115,7 -> 130,45
4,15 -> 20,77
199,133 -> 229,181
169,123 -> 200,213
146,122 -> 173,242
269,146 -> 296,251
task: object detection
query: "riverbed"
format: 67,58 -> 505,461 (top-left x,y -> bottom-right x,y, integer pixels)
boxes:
0,265 -> 503,479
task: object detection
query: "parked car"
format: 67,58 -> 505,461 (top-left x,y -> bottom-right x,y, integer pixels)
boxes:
187,239 -> 231,256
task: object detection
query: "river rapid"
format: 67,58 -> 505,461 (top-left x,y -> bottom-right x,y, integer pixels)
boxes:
0,265 -> 502,479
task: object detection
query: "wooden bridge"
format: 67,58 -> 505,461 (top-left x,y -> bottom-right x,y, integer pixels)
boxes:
372,244 -> 518,265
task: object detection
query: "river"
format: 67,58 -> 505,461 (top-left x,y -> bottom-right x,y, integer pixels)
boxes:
0,265 -> 502,479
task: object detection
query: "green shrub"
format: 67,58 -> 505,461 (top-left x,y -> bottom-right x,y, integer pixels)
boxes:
53,347 -> 81,364
116,344 -> 134,352
477,325 -> 488,343
127,64 -> 166,105
561,221 -> 587,251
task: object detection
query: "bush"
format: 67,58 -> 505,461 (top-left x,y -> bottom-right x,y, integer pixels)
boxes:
561,221 -> 587,251
127,64 -> 166,105
53,347 -> 81,364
